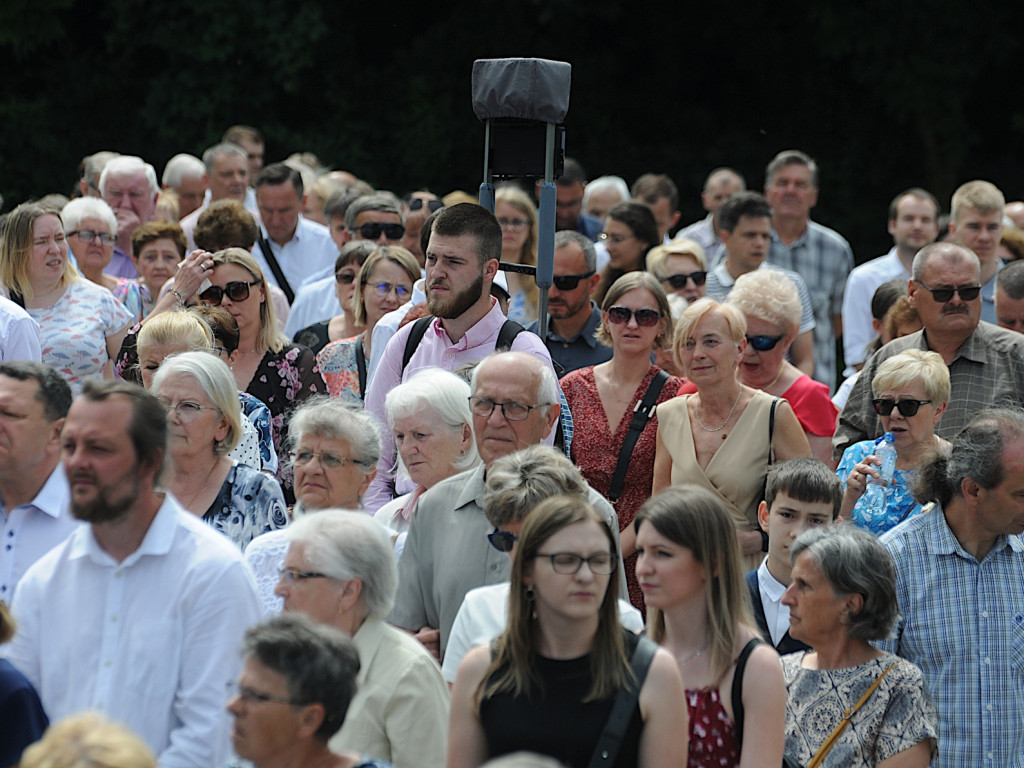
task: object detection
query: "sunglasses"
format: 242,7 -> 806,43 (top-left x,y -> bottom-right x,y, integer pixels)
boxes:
606,306 -> 662,327
745,334 -> 784,351
872,398 -> 932,417
552,272 -> 595,291
487,529 -> 519,553
663,271 -> 707,289
916,282 -> 981,302
357,222 -> 406,241
404,197 -> 444,213
200,280 -> 260,304
335,270 -> 357,285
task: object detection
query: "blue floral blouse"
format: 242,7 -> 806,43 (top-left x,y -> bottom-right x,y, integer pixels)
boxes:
202,462 -> 288,549
836,440 -> 923,535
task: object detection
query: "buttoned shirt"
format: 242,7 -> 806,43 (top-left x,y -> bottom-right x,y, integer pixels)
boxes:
833,322 -> 1024,461
363,298 -> 555,512
0,295 -> 41,363
980,262 -> 1002,325
252,216 -> 339,301
706,262 -> 816,335
755,556 -> 791,648
526,302 -> 612,377
0,467 -> 77,601
7,494 -> 262,768
675,213 -> 725,266
103,246 -> 139,280
842,247 -> 910,369
768,221 -> 854,389
878,508 -> 1024,768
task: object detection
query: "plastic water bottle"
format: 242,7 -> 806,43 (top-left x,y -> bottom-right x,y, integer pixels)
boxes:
861,432 -> 897,512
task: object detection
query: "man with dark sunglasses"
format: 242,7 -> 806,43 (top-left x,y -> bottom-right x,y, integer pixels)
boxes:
835,242 -> 1024,461
526,231 -> 611,376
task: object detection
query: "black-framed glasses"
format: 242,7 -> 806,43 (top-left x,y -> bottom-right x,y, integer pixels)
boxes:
290,450 -> 366,470
488,529 -> 519,553
335,269 -> 357,285
916,281 -> 981,302
368,282 -> 412,300
404,196 -> 443,213
68,229 -> 116,245
534,552 -> 618,575
356,222 -> 405,241
552,272 -> 595,291
278,567 -> 331,583
200,280 -> 260,305
157,398 -> 219,423
872,398 -> 932,417
606,306 -> 662,327
745,334 -> 785,352
468,396 -> 550,422
662,271 -> 707,289
227,681 -> 305,707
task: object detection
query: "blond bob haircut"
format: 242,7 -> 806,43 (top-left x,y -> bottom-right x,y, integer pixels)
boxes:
0,204 -> 79,300
595,271 -> 674,348
210,248 -> 287,354
152,351 -> 243,455
353,245 -> 421,326
646,237 -> 708,277
21,712 -> 157,768
672,298 -> 746,369
951,179 -> 1005,221
137,308 -> 214,358
727,269 -> 802,338
871,348 -> 950,405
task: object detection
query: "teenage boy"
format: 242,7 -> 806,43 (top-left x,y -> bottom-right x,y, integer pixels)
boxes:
748,458 -> 842,653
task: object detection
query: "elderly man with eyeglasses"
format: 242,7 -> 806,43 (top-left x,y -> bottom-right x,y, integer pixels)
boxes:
835,241 -> 1024,461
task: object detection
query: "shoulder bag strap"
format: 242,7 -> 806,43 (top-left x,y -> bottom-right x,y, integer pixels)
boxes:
355,339 -> 367,399
730,638 -> 762,747
258,236 -> 294,304
608,370 -> 670,503
401,316 -> 434,374
758,398 -> 781,508
587,636 -> 659,768
805,663 -> 898,768
496,319 -> 525,351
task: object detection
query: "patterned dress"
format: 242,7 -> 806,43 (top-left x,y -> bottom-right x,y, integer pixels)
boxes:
686,687 -> 739,768
317,334 -> 365,402
562,365 -> 681,611
836,440 -> 923,535
111,278 -> 154,323
201,462 -> 288,549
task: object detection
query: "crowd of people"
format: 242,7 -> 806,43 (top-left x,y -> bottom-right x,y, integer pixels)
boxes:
1,128 -> 1023,768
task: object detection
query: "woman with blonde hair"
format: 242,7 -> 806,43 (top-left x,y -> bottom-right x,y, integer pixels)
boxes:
646,238 -> 708,310
494,186 -> 540,324
635,485 -> 785,767
20,712 -> 156,768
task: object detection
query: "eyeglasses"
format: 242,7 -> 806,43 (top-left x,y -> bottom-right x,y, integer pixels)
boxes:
552,272 -> 595,291
278,567 -> 331,583
356,222 -> 406,241
488,529 -> 519,553
606,306 -> 662,327
534,552 -> 618,575
872,398 -> 932,417
497,217 -> 530,230
662,271 -> 707,289
335,269 -> 357,285
468,396 -> 551,422
404,196 -> 443,213
200,280 -> 260,305
157,399 -> 219,422
745,334 -> 785,351
68,229 -> 116,246
227,681 -> 305,707
915,282 -> 981,302
368,282 -> 412,300
599,232 -> 636,245
291,450 -> 367,470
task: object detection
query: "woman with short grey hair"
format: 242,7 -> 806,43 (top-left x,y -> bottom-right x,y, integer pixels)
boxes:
780,526 -> 936,767
276,510 -> 449,768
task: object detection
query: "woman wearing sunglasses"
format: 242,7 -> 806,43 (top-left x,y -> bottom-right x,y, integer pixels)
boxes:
562,272 -> 679,611
646,238 -> 709,309
495,186 -> 540,324
318,246 -> 419,402
836,350 -> 949,535
293,241 -> 376,355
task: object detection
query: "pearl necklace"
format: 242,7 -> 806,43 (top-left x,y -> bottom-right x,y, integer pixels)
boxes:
695,389 -> 742,433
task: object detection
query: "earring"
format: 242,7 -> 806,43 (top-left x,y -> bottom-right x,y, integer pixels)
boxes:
525,586 -> 535,602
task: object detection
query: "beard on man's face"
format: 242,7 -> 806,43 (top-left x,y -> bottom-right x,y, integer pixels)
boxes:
426,270 -> 485,319
69,470 -> 141,525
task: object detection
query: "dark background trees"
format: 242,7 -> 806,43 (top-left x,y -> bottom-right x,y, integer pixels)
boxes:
2,0 -> 1021,261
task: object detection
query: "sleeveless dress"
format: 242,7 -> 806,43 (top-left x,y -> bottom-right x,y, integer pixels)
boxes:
687,687 -> 740,768
656,390 -> 776,571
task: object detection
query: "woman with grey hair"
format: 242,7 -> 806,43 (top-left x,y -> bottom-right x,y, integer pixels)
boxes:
153,351 -> 286,549
244,397 -> 381,612
780,526 -> 936,767
275,510 -> 449,768
61,197 -> 121,295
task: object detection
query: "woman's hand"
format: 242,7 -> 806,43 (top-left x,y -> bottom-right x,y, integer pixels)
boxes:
839,454 -> 882,519
174,250 -> 216,303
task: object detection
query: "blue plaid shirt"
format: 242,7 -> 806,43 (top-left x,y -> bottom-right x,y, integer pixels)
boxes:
878,509 -> 1024,768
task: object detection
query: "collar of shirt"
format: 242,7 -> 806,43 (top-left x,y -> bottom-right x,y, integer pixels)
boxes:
925,502 -> 1024,562
2,465 -> 69,520
757,556 -> 788,602
261,215 -> 308,247
430,296 -> 504,349
712,261 -> 735,288
69,494 -> 181,567
545,303 -> 602,347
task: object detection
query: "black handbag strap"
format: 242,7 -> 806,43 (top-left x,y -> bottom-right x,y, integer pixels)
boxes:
355,338 -> 367,399
730,638 -> 762,747
258,236 -> 294,304
587,636 -> 658,768
608,370 -> 670,502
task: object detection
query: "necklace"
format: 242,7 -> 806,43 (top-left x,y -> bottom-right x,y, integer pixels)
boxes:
677,641 -> 710,669
763,364 -> 786,392
695,389 -> 742,433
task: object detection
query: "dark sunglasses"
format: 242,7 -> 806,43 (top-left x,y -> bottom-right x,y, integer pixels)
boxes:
487,529 -> 518,553
552,272 -> 595,291
357,222 -> 406,241
335,270 -> 357,285
404,196 -> 444,213
916,282 -> 981,302
200,280 -> 260,304
663,271 -> 707,289
606,306 -> 662,327
745,334 -> 784,351
872,398 -> 932,417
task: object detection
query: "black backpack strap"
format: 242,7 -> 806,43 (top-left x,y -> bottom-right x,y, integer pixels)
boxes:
730,638 -> 762,748
587,636 -> 658,768
608,370 -> 670,502
401,316 -> 434,374
355,340 -> 367,399
496,319 -> 525,350
258,236 -> 294,304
